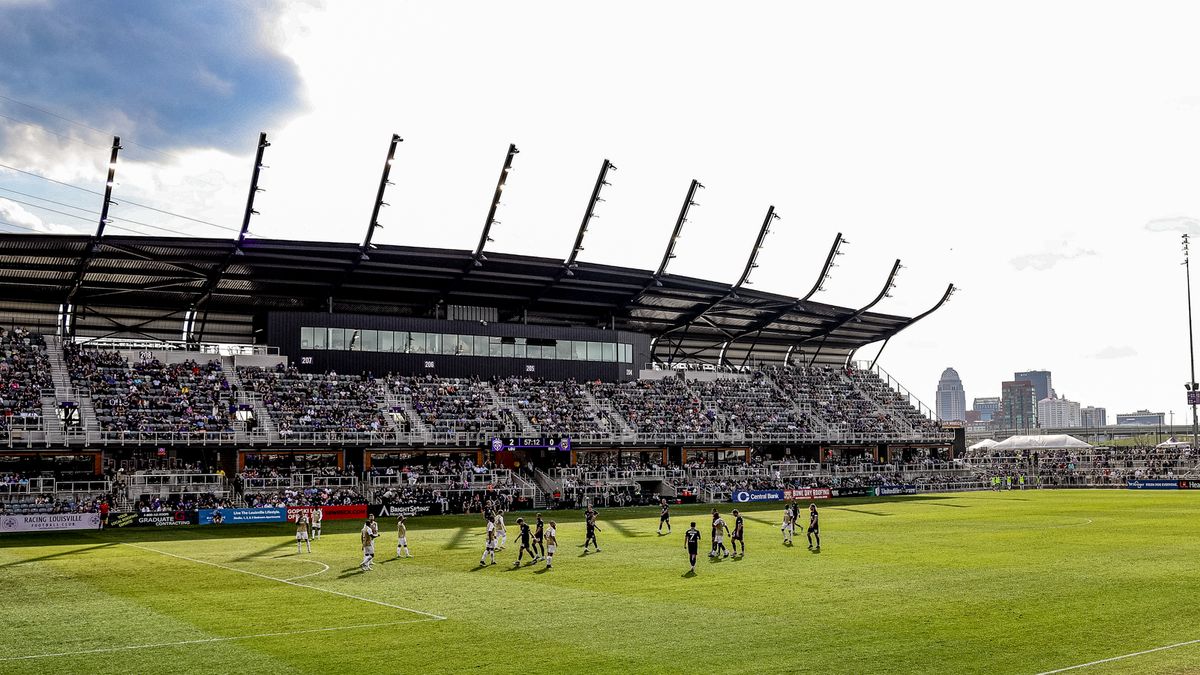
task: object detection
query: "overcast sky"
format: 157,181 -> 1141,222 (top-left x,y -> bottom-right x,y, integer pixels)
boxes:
2,0 -> 1200,421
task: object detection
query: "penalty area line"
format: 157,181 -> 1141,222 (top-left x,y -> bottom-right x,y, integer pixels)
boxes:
0,619 -> 437,662
122,543 -> 445,620
1036,637 -> 1200,674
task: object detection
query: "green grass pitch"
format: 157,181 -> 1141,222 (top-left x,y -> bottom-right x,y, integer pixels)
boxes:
2,490 -> 1199,674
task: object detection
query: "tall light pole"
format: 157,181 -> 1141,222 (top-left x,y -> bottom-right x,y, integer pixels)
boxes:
1184,234 -> 1199,450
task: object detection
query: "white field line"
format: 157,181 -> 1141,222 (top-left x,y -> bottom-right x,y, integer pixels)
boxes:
282,560 -> 330,581
1036,638 -> 1200,674
247,556 -> 331,581
123,543 -> 445,620
0,619 -> 438,662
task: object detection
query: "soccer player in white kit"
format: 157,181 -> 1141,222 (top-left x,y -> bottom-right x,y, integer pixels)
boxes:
311,506 -> 323,540
544,520 -> 558,569
360,515 -> 379,571
480,515 -> 498,566
396,515 -> 411,558
295,513 -> 311,553
495,511 -> 507,550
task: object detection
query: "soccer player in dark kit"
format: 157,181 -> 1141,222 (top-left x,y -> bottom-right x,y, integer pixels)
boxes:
807,503 -> 821,550
532,513 -> 545,561
583,508 -> 602,553
685,521 -> 702,573
658,498 -> 671,534
514,517 -> 536,565
730,508 -> 745,556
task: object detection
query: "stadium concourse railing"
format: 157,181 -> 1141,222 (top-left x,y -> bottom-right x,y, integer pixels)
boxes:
4,428 -> 953,449
120,473 -> 231,501
368,469 -> 536,498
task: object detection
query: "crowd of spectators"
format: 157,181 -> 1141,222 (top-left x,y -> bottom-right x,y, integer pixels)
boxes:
1,327 -> 51,434
240,365 -> 393,437
966,445 -> 1200,485
590,377 -> 715,435
495,377 -> 610,436
770,366 -> 901,435
67,345 -> 235,436
692,374 -> 806,436
392,376 -> 507,436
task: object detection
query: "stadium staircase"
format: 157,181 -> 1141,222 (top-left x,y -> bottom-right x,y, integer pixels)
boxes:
485,383 -> 536,436
761,370 -> 835,435
582,387 -> 636,438
836,369 -> 916,433
224,360 -> 271,442
385,389 -> 431,440
531,468 -> 560,507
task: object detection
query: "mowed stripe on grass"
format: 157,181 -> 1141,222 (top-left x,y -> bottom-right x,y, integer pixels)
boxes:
1,491 -> 1199,674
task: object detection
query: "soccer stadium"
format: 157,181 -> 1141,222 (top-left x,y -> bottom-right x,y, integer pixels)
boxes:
4,3 -> 1200,675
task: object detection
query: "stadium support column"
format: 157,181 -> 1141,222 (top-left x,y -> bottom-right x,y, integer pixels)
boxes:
65,136 -> 123,322
194,133 -> 269,343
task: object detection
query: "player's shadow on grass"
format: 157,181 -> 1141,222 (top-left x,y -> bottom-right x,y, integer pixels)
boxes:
443,524 -> 480,550
681,570 -> 696,578
0,542 -> 116,570
337,567 -> 368,578
834,508 -> 891,517
534,566 -> 552,574
601,519 -> 651,538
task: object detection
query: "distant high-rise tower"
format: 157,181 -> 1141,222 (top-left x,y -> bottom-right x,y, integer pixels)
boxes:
1000,380 -> 1037,430
1014,370 -> 1053,403
935,367 -> 967,422
972,397 -> 1001,422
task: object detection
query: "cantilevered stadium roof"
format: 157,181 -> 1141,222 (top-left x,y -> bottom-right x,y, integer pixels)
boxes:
0,233 -> 952,367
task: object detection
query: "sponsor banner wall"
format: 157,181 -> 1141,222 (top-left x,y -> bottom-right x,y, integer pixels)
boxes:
2,512 -> 102,533
368,503 -> 446,518
832,488 -> 871,498
785,488 -> 832,501
874,485 -> 918,497
106,511 -> 196,528
731,489 -> 831,504
1127,480 -> 1183,490
286,505 -> 368,522
198,507 -> 287,525
731,489 -> 785,503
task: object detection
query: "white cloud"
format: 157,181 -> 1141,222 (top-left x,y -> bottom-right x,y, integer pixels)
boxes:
1091,345 -> 1137,359
1010,244 -> 1096,271
1145,216 -> 1200,237
0,197 -> 79,233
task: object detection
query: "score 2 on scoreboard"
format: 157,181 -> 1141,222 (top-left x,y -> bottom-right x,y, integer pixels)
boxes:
490,437 -> 571,452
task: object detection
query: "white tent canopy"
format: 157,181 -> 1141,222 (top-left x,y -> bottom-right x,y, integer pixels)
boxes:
1156,437 -> 1191,449
968,439 -> 999,451
991,434 -> 1092,451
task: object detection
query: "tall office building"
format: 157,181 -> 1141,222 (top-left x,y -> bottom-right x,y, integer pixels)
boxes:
1080,406 -> 1107,428
1014,370 -> 1053,403
999,380 -> 1036,430
1038,396 -> 1081,428
935,367 -> 967,422
972,396 -> 1001,422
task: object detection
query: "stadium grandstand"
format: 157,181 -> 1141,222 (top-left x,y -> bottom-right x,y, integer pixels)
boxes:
6,138 -> 1191,522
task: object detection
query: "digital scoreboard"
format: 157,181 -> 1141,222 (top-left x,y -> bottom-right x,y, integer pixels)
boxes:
489,437 -> 571,452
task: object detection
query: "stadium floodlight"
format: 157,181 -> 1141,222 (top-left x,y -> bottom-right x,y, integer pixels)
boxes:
565,159 -> 615,271
474,143 -> 519,263
656,179 -> 702,278
362,134 -> 402,253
